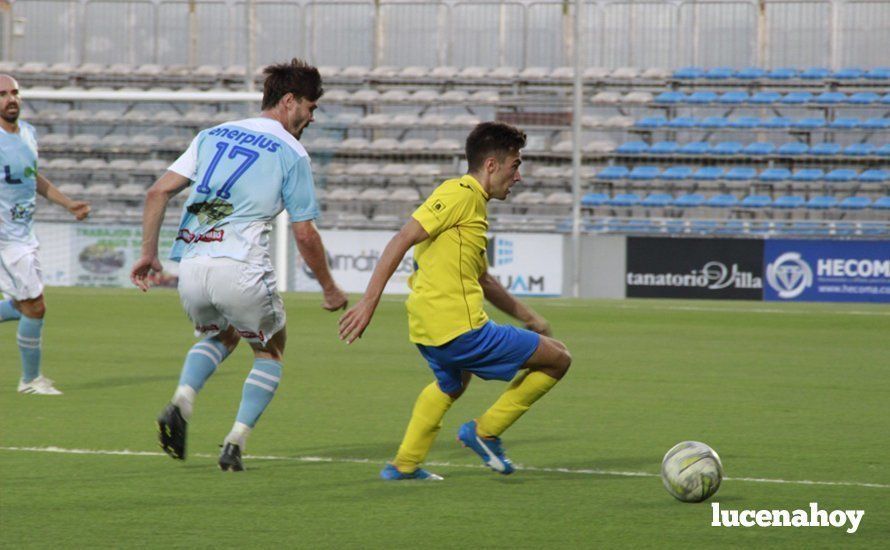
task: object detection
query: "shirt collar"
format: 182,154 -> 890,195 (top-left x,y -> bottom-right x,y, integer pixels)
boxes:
461,174 -> 489,200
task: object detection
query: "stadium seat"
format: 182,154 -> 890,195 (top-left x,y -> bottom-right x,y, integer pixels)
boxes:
858,169 -> 889,183
678,142 -> 709,155
763,116 -> 793,128
781,91 -> 813,104
699,116 -> 729,128
814,92 -> 847,104
843,143 -> 876,156
839,196 -> 871,210
729,116 -> 761,129
660,166 -> 694,180
692,167 -> 725,181
772,196 -> 805,209
616,142 -> 649,154
872,196 -> 890,209
673,193 -> 706,207
607,193 -> 641,207
718,91 -> 748,104
865,67 -> 890,79
666,116 -> 697,129
791,169 -> 825,183
725,167 -> 757,181
711,142 -> 743,155
825,169 -> 859,183
800,67 -> 831,79
650,141 -> 679,154
641,193 -> 673,207
862,117 -> 890,129
706,194 -> 739,208
743,142 -> 776,155
581,193 -> 609,206
655,91 -> 686,103
596,165 -> 630,180
791,117 -> 825,129
688,91 -> 718,104
750,91 -> 782,104
810,143 -> 841,156
829,117 -> 862,129
741,195 -> 772,208
636,116 -> 668,128
778,142 -> 809,155
759,168 -> 792,182
591,91 -> 622,104
705,67 -> 735,79
833,67 -> 864,80
674,66 -> 705,79
629,166 -> 662,180
767,67 -> 798,79
849,92 -> 879,104
879,144 -> 890,156
806,196 -> 838,209
736,67 -> 766,79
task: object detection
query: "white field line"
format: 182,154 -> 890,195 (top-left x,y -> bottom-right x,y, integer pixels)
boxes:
1,446 -> 888,490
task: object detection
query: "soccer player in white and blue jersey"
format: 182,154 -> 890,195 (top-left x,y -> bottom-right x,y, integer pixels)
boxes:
1,74 -> 91,395
130,59 -> 347,471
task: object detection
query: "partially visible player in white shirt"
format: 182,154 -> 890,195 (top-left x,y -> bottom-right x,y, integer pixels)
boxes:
130,58 -> 348,471
0,74 -> 91,395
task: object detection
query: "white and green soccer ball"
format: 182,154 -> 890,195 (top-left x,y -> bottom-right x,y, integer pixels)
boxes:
661,441 -> 723,503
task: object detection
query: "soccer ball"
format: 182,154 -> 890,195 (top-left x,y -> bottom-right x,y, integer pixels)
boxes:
661,441 -> 723,502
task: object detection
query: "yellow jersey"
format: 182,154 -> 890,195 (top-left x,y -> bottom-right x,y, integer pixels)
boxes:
407,175 -> 490,346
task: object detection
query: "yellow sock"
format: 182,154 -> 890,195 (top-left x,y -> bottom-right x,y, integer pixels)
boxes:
392,382 -> 454,473
476,370 -> 559,438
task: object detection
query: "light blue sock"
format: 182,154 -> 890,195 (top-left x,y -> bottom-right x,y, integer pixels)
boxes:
0,299 -> 21,322
178,337 -> 231,391
17,315 -> 43,383
235,359 -> 282,428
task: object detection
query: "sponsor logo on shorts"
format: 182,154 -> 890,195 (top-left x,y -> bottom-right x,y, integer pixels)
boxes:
196,323 -> 220,332
236,329 -> 265,341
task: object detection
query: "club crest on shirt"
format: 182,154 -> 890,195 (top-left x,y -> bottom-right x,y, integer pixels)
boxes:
187,198 -> 234,224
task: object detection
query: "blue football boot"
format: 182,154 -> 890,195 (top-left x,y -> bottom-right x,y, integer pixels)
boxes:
457,420 -> 515,475
380,463 -> 443,481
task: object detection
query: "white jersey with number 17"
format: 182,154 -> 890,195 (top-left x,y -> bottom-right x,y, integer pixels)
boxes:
167,117 -> 318,266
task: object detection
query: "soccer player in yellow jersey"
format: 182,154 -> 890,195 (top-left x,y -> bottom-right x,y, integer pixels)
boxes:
339,122 -> 572,480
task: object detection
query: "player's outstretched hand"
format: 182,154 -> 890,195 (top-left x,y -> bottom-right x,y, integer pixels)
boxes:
68,201 -> 91,221
524,314 -> 553,337
322,285 -> 349,312
338,297 -> 377,344
130,255 -> 163,292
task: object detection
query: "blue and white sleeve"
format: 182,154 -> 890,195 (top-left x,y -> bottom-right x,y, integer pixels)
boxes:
282,156 -> 320,222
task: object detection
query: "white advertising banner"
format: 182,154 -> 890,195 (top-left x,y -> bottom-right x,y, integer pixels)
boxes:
294,230 -> 563,296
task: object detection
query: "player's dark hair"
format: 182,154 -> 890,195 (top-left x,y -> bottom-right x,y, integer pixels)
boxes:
465,122 -> 527,172
261,58 -> 324,110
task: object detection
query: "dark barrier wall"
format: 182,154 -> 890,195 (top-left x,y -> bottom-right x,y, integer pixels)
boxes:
626,238 -> 764,300
764,240 -> 890,303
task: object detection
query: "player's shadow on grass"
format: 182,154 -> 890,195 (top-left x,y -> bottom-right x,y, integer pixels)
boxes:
65,374 -> 175,390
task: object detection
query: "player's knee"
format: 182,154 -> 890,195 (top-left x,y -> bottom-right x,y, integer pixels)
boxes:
552,343 -> 572,378
19,298 -> 46,319
216,327 -> 241,352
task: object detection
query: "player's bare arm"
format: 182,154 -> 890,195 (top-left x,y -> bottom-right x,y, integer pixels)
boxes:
35,173 -> 90,220
338,218 -> 429,344
130,171 -> 191,291
292,220 -> 348,311
478,272 -> 552,336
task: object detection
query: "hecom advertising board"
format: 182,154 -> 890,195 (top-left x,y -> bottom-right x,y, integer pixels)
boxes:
764,240 -> 890,303
626,238 -> 764,300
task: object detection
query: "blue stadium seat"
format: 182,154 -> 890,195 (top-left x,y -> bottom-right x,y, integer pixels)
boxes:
781,91 -> 813,104
736,67 -> 766,79
872,196 -> 890,209
843,143 -> 875,156
595,165 -> 630,180
858,169 -> 889,183
616,141 -> 649,154
629,166 -> 662,180
692,167 -> 725,180
711,142 -> 743,155
849,92 -> 879,104
674,67 -> 705,79
767,67 -> 798,79
814,91 -> 847,104
759,168 -> 792,182
743,142 -> 776,155
666,116 -> 697,128
660,166 -> 694,180
833,222 -> 857,236
718,91 -> 748,104
690,220 -> 720,233
839,196 -> 871,209
773,196 -> 806,209
791,117 -> 825,129
707,193 -> 739,207
878,144 -> 890,156
882,93 -> 890,104
778,142 -> 810,155
607,193 -> 641,207
806,196 -> 838,209
641,193 -> 674,207
729,116 -> 761,129
725,167 -> 757,181
650,141 -> 679,154
801,67 -> 831,79
862,117 -> 890,130
673,193 -> 706,207
762,116 -> 792,128
699,116 -> 729,128
810,143 -> 841,156
581,192 -> 609,206
865,67 -> 890,79
833,67 -> 864,80
678,142 -> 709,155
829,117 -> 862,129
664,219 -> 687,233
636,116 -> 668,128
791,168 -> 824,183
824,169 -> 859,183
688,91 -> 718,104
750,91 -> 782,104
705,67 -> 735,79
788,221 -> 831,236
655,91 -> 686,103
741,195 -> 772,207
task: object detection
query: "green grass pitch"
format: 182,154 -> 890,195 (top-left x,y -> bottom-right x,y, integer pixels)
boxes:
2,287 -> 888,548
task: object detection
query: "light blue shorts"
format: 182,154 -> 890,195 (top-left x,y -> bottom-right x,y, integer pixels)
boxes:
416,321 -> 541,394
